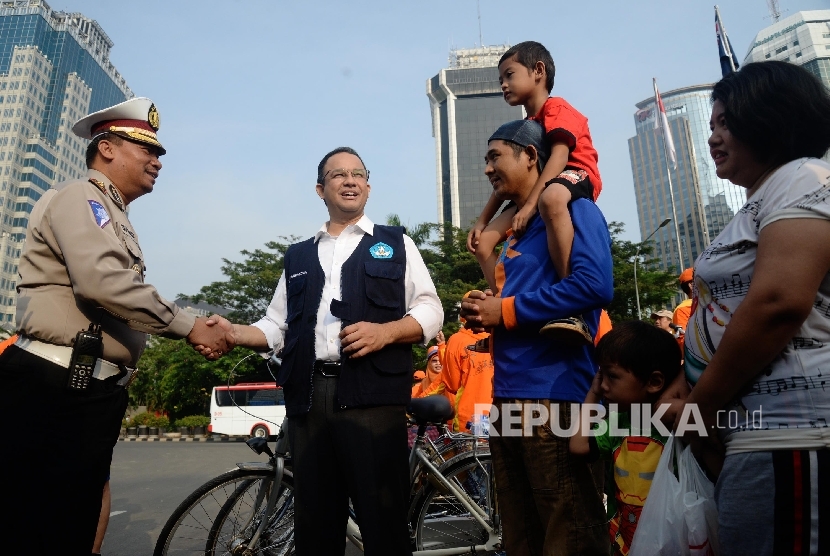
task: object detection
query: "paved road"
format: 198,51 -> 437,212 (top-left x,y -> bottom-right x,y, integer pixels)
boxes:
104,441 -> 362,555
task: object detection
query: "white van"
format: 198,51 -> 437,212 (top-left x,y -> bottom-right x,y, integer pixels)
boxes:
208,382 -> 286,438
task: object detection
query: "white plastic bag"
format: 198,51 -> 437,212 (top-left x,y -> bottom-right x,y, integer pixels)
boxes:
679,442 -> 719,555
629,435 -> 719,555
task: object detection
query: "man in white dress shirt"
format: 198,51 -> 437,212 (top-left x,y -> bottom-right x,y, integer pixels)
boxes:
202,147 -> 443,555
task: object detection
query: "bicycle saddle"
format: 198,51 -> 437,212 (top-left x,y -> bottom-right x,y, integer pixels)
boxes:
407,396 -> 454,425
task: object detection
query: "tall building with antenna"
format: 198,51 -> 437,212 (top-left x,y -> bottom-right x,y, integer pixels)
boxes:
0,0 -> 132,325
766,0 -> 782,23
426,45 -> 523,228
744,9 -> 830,162
744,9 -> 830,89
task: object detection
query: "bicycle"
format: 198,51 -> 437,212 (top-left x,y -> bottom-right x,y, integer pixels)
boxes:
154,395 -> 501,555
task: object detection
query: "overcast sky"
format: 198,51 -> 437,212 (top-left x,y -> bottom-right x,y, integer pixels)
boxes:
50,0 -> 827,300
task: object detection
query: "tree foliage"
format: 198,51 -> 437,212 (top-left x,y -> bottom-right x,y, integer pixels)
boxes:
420,222 -> 488,333
386,215 -> 488,369
129,336 -> 264,421
187,237 -> 299,324
605,221 -> 678,324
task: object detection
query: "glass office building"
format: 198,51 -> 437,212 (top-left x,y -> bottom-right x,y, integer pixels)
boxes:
744,9 -> 830,162
628,85 -> 746,273
427,46 -> 524,228
0,0 -> 132,324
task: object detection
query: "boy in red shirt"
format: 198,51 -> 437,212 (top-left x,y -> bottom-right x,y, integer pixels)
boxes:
467,41 -> 602,345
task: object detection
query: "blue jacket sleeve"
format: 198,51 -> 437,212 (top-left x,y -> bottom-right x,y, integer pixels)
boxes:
510,201 -> 613,327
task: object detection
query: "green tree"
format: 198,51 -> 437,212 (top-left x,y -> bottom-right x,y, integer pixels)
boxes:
133,240 -> 296,418
421,221 -> 488,332
385,216 -> 488,370
606,221 -> 678,323
130,336 -> 262,421
384,215 -> 487,329
188,237 -> 299,324
385,213 -> 432,248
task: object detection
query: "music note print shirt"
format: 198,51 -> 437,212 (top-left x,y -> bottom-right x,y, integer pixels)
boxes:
686,157 -> 830,440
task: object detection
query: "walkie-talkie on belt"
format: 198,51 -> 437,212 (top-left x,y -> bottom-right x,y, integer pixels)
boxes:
67,323 -> 103,391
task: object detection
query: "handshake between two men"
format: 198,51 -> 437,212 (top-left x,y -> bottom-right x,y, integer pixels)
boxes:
187,314 -> 414,360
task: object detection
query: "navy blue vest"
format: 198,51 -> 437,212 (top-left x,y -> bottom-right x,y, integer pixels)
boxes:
277,225 -> 412,416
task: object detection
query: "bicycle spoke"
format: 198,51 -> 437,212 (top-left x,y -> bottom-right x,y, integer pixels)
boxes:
154,469 -> 295,556
413,453 -> 497,552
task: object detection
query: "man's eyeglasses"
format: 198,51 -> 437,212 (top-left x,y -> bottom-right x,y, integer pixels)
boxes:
324,168 -> 370,182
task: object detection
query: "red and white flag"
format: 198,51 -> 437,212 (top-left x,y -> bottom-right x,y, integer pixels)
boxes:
653,78 -> 677,170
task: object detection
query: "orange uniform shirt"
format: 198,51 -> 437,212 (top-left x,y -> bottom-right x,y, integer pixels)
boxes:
594,309 -> 612,345
412,371 -> 444,399
673,299 -> 693,331
440,328 -> 494,432
0,334 -> 18,355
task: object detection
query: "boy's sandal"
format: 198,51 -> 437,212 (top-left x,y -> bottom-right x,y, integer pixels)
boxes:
539,316 -> 593,346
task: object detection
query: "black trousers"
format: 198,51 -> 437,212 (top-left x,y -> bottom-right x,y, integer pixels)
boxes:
0,346 -> 128,555
286,374 -> 412,556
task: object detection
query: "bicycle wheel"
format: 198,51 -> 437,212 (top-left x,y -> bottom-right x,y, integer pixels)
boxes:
410,452 -> 498,552
154,467 -> 294,556
207,470 -> 295,555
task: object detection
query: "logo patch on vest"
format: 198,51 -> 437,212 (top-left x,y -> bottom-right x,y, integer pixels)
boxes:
369,242 -> 393,259
88,200 -> 111,228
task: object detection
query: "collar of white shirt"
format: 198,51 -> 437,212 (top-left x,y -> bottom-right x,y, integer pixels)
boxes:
314,214 -> 375,242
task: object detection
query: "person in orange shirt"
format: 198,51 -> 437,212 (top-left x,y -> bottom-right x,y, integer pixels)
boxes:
0,333 -> 18,355
673,268 -> 694,332
412,346 -> 444,398
440,323 -> 494,433
594,309 -> 612,345
671,268 -> 693,355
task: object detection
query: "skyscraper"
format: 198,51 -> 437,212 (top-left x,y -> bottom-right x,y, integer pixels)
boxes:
744,9 -> 830,87
628,84 -> 746,273
743,9 -> 830,162
0,0 -> 131,324
427,45 -> 524,229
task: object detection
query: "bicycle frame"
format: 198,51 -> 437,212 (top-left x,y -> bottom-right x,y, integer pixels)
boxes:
232,419 -> 293,551
345,425 -> 500,555
173,417 -> 500,556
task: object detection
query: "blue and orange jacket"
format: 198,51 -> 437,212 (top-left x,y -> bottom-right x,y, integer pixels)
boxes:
493,199 -> 613,402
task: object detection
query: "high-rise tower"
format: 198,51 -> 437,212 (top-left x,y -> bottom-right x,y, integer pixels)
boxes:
427,45 -> 524,229
744,9 -> 830,162
744,9 -> 830,87
628,84 -> 746,272
0,0 -> 132,324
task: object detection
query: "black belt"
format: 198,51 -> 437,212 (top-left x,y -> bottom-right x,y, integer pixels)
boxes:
313,360 -> 341,377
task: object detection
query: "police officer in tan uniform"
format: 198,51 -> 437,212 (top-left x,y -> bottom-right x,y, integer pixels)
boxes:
0,97 -> 233,554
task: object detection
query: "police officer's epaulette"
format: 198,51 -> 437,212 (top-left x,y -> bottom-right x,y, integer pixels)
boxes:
89,178 -> 124,211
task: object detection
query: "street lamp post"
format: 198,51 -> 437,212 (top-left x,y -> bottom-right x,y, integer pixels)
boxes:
635,218 -> 671,320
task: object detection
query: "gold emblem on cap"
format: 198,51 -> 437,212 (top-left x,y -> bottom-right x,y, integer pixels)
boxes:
148,104 -> 160,130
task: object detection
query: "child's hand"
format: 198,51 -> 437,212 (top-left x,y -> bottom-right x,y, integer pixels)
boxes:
466,222 -> 486,254
589,371 -> 604,398
435,331 -> 445,345
511,204 -> 537,237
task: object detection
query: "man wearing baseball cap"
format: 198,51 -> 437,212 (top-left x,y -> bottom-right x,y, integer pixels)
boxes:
650,309 -> 675,333
461,119 -> 613,554
0,97 -> 232,553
